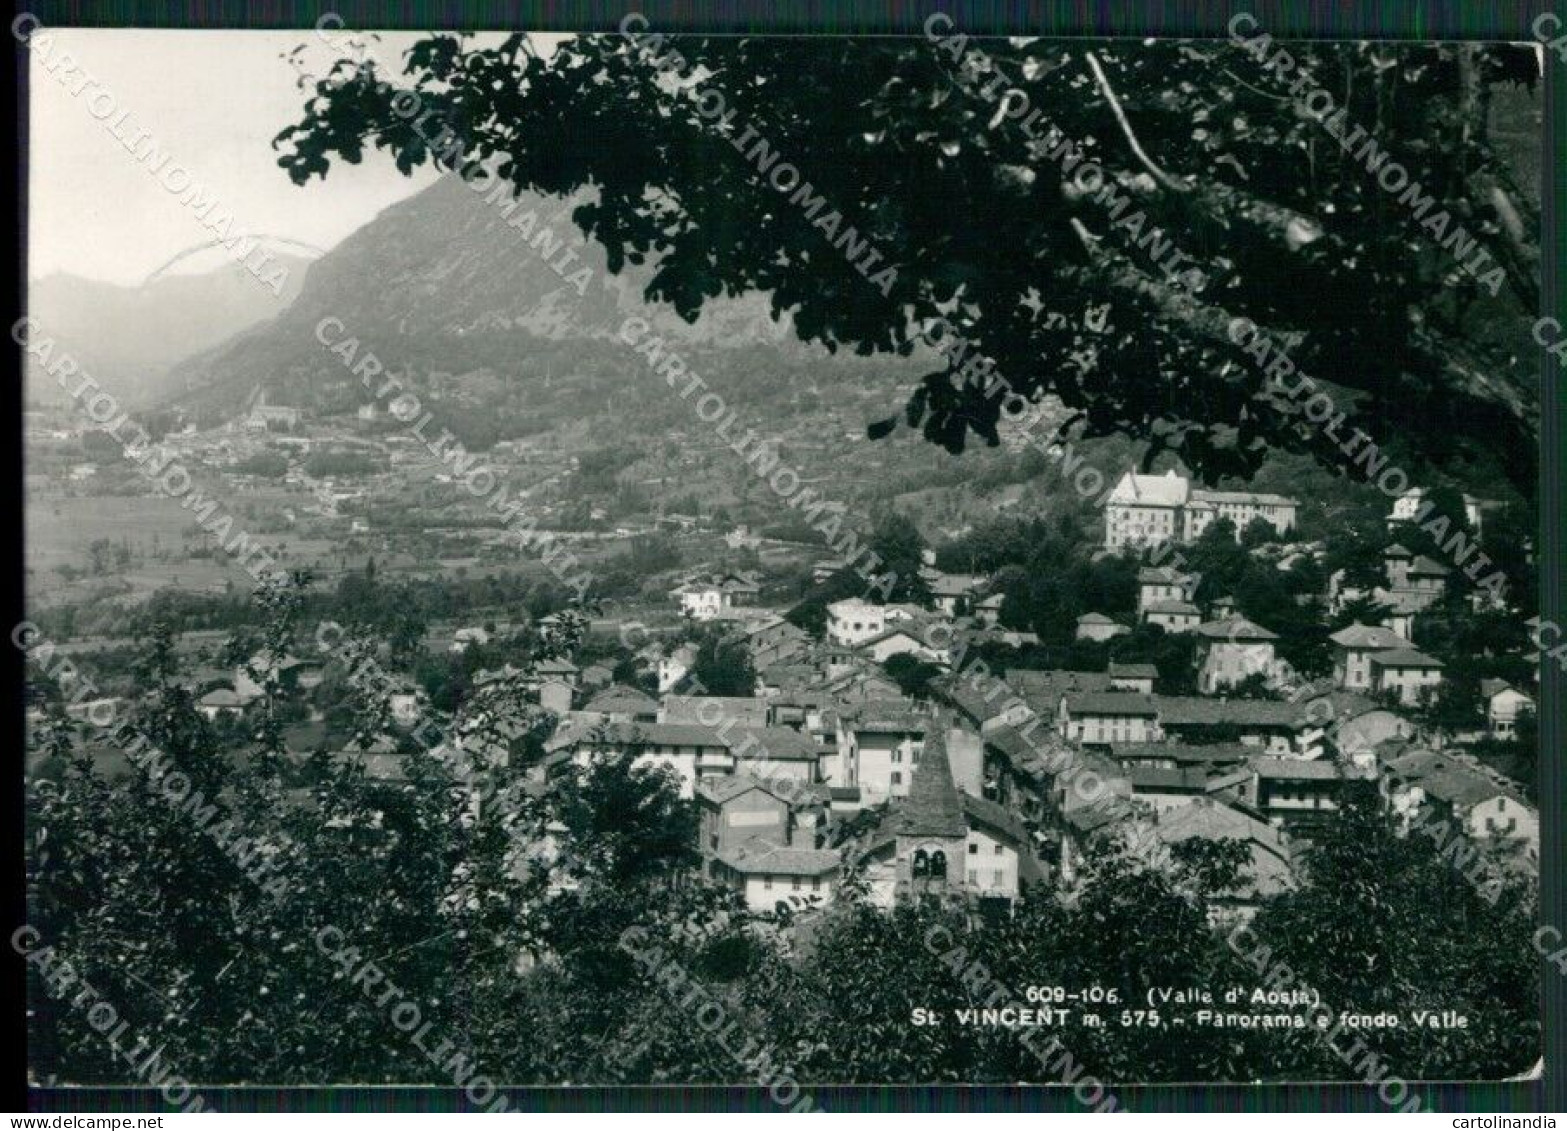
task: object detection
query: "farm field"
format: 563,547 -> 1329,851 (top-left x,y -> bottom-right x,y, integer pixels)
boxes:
25,490 -> 345,609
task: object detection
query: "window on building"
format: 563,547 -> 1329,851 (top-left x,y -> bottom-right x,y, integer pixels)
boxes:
994,844 -> 1004,855
968,843 -> 979,855
792,877 -> 802,891
763,878 -> 772,890
891,772 -> 902,785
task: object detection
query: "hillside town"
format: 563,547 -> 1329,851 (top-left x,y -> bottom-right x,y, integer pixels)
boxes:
21,23 -> 1549,1101
36,464 -> 1532,936
497,470 -> 1539,920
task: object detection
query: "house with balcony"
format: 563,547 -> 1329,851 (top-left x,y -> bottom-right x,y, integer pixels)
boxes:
1420,772 -> 1538,859
1380,746 -> 1538,860
1382,545 -> 1450,609
1243,757 -> 1375,831
565,722 -> 736,798
729,725 -> 825,787
1125,765 -> 1234,812
1109,742 -> 1251,773
1483,680 -> 1534,740
1152,696 -> 1341,759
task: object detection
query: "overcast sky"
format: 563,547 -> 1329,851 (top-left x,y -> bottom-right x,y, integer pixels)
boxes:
27,29 -> 514,285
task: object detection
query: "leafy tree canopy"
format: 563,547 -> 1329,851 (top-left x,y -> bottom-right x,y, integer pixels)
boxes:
689,632 -> 757,696
278,33 -> 1539,491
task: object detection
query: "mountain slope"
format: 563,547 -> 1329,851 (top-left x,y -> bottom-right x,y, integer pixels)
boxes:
26,255 -> 310,407
160,174 -> 807,427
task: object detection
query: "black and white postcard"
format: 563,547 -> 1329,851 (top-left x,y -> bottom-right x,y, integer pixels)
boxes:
13,8 -> 1561,1117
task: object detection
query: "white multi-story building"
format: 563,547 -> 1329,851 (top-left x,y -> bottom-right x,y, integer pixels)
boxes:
826,598 -> 887,647
833,704 -> 927,804
673,583 -> 727,620
1103,470 -> 1190,550
1182,491 -> 1298,542
1329,624 -> 1413,691
1369,648 -> 1444,707
1103,470 -> 1297,550
1059,693 -> 1162,745
1193,616 -> 1281,694
1483,680 -> 1534,740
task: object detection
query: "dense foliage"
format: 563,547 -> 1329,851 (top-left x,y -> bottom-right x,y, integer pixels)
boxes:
23,581 -> 1539,1094
277,33 -> 1539,492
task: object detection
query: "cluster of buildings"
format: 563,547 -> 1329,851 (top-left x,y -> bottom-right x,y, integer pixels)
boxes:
1329,543 -> 1457,639
131,464 -> 1530,933
192,650 -> 325,721
463,474 -> 1533,919
81,571 -> 1531,931
669,570 -> 764,621
482,549 -> 1534,921
946,659 -> 1535,899
1103,470 -> 1298,551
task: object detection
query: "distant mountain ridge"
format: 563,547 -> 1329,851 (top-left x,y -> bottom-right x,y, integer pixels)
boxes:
159,175 -> 810,427
26,255 -> 311,407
